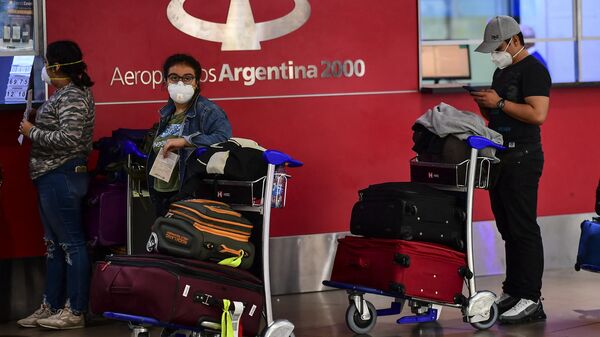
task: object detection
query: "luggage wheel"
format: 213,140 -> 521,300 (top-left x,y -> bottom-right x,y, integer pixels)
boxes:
465,291 -> 498,330
261,319 -> 295,337
345,294 -> 377,334
160,328 -> 202,337
129,325 -> 150,337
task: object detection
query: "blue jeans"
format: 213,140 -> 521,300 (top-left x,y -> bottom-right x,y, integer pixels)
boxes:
34,158 -> 90,313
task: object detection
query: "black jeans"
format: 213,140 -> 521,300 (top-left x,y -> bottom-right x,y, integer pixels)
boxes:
489,143 -> 544,301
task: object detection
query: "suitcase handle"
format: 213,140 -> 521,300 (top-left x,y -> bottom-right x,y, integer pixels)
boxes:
393,253 -> 411,267
403,203 -> 418,216
193,293 -> 243,312
389,282 -> 405,295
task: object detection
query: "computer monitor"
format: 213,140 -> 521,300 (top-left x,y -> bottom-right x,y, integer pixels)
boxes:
421,44 -> 471,81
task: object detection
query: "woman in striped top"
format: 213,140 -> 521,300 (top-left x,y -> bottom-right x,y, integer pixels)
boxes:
17,40 -> 95,330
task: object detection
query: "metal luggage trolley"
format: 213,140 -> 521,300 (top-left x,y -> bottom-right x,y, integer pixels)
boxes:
103,142 -> 303,337
323,135 -> 506,333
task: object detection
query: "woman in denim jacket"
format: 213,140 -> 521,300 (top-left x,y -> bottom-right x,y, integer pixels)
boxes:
148,54 -> 232,216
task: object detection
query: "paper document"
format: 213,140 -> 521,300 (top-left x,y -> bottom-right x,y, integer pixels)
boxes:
17,89 -> 33,145
149,148 -> 179,182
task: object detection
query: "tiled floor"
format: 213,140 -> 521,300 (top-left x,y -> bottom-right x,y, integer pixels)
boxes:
1,268 -> 599,337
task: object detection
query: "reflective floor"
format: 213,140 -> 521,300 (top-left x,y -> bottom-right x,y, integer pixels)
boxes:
1,268 -> 599,337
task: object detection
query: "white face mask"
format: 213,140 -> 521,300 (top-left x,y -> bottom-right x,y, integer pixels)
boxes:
168,81 -> 195,104
491,38 -> 525,69
41,66 -> 52,85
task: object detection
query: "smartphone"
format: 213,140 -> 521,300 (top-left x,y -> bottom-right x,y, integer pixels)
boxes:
462,85 -> 478,92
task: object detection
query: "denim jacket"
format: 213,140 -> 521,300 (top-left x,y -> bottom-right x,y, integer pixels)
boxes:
147,93 -> 232,195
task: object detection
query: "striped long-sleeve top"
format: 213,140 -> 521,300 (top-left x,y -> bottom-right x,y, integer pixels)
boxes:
29,83 -> 95,180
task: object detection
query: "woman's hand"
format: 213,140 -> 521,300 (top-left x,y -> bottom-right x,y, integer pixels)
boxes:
162,137 -> 189,157
471,89 -> 502,109
27,107 -> 37,121
19,119 -> 34,137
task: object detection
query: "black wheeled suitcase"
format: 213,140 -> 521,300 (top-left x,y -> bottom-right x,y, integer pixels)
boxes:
350,182 -> 466,250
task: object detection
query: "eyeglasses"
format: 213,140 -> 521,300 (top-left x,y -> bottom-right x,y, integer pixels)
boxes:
167,73 -> 196,84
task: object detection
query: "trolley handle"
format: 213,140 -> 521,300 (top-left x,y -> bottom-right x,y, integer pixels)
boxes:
263,149 -> 303,167
122,140 -> 148,159
466,136 -> 506,152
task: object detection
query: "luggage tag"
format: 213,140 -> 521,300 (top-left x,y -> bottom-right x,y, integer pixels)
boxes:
221,299 -> 245,337
149,147 -> 179,182
218,251 -> 244,268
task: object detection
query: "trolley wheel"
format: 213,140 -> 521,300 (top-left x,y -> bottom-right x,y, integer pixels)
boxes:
160,328 -> 193,337
345,301 -> 377,334
470,302 -> 498,330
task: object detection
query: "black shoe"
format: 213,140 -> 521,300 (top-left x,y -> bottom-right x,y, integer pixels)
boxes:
495,293 -> 520,315
499,299 -> 547,324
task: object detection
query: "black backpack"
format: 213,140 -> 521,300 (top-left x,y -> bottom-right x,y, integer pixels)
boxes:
174,138 -> 268,202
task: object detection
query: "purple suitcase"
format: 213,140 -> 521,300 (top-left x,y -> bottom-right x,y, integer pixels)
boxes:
84,180 -> 127,246
90,254 -> 265,336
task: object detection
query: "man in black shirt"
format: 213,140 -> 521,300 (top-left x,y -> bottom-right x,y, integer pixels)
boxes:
471,16 -> 551,324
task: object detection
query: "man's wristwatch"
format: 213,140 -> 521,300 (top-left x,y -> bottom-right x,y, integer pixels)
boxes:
496,98 -> 506,110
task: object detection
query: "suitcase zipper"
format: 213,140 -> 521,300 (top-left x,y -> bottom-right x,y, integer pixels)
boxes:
168,209 -> 251,242
204,205 -> 242,217
170,209 -> 251,239
186,198 -> 230,207
171,204 -> 253,229
193,223 -> 250,242
106,256 -> 263,292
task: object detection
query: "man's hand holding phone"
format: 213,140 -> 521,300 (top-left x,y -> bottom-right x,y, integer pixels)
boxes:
470,88 -> 501,109
462,85 -> 478,92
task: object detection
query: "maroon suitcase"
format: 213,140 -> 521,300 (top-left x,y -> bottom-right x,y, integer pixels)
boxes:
84,179 -> 127,246
90,254 -> 264,335
329,236 -> 466,303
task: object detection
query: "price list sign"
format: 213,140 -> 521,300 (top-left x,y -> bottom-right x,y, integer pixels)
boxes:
4,55 -> 33,103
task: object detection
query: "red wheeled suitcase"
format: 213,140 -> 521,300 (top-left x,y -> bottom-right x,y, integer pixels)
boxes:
329,236 -> 467,303
90,254 -> 264,336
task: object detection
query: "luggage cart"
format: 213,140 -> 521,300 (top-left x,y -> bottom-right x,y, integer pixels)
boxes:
103,142 -> 303,337
323,135 -> 505,333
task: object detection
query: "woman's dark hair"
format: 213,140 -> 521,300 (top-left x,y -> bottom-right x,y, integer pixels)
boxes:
504,32 -> 525,47
46,40 -> 94,87
163,54 -> 202,86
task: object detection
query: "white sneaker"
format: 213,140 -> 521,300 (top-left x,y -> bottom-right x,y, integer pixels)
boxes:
499,298 -> 546,324
16,303 -> 53,328
37,306 -> 85,330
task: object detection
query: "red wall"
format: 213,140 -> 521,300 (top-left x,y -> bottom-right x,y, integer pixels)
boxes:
0,1 -> 598,258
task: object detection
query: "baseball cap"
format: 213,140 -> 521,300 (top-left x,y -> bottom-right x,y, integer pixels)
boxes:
475,16 -> 521,53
